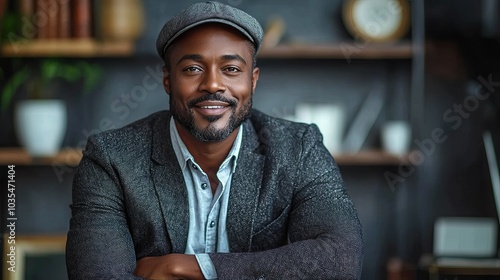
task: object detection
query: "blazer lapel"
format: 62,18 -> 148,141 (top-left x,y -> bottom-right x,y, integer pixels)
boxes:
227,120 -> 265,252
150,112 -> 189,253
148,112 -> 266,253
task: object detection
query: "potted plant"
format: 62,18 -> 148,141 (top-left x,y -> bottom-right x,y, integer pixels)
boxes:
1,59 -> 102,156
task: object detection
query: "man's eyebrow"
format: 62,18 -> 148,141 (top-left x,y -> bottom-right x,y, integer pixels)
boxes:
176,54 -> 203,65
176,54 -> 247,65
221,54 -> 247,65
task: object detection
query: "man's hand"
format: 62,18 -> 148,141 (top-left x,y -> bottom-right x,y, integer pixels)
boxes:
135,254 -> 204,280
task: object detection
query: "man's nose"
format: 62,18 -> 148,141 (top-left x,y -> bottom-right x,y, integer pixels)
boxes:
199,68 -> 226,94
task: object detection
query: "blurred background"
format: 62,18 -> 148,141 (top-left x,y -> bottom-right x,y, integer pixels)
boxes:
0,0 -> 500,279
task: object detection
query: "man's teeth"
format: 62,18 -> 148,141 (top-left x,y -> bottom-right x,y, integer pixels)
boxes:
200,106 -> 224,109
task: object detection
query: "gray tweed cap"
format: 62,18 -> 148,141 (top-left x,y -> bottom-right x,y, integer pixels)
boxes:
156,1 -> 263,61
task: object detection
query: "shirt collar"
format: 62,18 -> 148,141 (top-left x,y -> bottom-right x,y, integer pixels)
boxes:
169,117 -> 243,173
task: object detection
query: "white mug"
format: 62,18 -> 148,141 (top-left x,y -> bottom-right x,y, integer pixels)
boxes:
381,121 -> 411,155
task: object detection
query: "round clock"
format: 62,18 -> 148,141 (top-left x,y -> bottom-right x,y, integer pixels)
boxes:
342,0 -> 410,43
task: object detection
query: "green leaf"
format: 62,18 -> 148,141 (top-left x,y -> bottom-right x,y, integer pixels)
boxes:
1,67 -> 30,111
0,12 -> 23,41
1,58 -> 103,111
79,62 -> 103,92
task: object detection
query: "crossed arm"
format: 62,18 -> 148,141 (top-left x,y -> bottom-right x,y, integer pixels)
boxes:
134,254 -> 203,279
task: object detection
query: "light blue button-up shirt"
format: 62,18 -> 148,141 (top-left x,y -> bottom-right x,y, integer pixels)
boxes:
170,118 -> 243,280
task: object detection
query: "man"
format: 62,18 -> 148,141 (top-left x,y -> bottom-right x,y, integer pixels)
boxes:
66,1 -> 363,279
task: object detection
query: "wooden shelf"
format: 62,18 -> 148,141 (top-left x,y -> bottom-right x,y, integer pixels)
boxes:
428,258 -> 500,276
0,148 -> 82,166
1,39 -> 135,57
333,150 -> 413,166
0,148 -> 411,167
1,40 -> 412,59
258,42 -> 413,59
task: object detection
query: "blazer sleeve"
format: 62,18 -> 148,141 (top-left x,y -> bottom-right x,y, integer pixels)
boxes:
66,135 -> 144,280
209,125 -> 364,280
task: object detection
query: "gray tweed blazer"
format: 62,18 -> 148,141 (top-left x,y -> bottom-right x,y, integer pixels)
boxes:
66,109 -> 363,280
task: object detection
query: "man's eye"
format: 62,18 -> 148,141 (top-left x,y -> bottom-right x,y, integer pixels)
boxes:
184,66 -> 202,72
224,67 -> 240,72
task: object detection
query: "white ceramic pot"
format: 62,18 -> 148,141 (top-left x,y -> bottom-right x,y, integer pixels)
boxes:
295,103 -> 346,154
15,100 -> 67,157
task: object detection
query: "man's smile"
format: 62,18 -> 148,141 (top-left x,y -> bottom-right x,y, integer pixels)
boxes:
193,101 -> 231,117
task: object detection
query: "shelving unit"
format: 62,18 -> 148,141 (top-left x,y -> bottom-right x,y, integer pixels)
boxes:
258,42 -> 413,59
0,40 -> 418,166
0,147 -> 411,167
1,39 -> 419,166
1,39 -> 135,57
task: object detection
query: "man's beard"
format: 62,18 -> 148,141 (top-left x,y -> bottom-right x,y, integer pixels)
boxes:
170,92 -> 252,142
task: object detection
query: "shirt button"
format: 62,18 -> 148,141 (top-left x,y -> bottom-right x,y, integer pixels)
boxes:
201,183 -> 208,190
191,164 -> 198,170
209,221 -> 215,228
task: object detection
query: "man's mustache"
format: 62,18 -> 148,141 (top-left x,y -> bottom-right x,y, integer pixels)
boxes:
188,94 -> 237,108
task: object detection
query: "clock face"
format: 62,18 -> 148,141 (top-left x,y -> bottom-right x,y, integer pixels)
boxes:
343,0 -> 410,42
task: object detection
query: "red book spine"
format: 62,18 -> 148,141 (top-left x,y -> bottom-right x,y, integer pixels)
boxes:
58,0 -> 70,38
35,0 -> 48,38
46,0 -> 58,38
19,0 -> 34,17
18,0 -> 36,39
72,0 -> 92,38
0,0 -> 7,19
35,0 -> 58,39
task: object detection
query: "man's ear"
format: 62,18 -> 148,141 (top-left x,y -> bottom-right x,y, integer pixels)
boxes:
162,66 -> 171,95
251,67 -> 260,93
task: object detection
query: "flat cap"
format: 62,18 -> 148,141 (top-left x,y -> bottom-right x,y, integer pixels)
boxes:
156,1 -> 263,61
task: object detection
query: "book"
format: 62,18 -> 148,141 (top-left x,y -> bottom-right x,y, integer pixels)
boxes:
19,0 -> 34,17
58,0 -> 70,38
35,0 -> 47,38
18,0 -> 36,39
72,0 -> 92,38
35,0 -> 58,39
46,0 -> 58,38
92,0 -> 101,40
